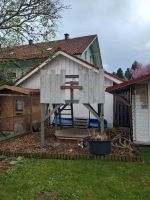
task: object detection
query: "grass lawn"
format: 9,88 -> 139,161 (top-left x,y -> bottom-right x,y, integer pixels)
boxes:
0,148 -> 150,200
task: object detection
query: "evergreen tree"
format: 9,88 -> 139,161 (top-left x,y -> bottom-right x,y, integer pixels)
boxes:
131,61 -> 138,70
125,68 -> 132,80
112,72 -> 116,76
116,68 -> 124,79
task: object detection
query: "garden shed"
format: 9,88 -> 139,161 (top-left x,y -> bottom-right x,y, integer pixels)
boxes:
15,50 -> 105,144
0,85 -> 40,141
39,51 -> 105,144
106,73 -> 150,145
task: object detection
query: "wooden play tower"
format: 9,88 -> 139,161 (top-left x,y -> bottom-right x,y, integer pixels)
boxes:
40,68 -> 105,145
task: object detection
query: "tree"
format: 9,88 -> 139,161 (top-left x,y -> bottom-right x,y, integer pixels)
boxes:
0,0 -> 67,84
131,61 -> 138,70
124,68 -> 132,80
112,72 -> 116,76
116,68 -> 124,79
0,0 -> 67,46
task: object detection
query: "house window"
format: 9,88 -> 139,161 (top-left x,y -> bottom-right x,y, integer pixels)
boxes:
16,100 -> 24,112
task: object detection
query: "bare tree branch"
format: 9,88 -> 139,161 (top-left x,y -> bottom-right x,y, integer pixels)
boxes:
0,0 -> 68,46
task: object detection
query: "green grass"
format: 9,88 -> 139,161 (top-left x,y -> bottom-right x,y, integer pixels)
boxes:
0,148 -> 150,200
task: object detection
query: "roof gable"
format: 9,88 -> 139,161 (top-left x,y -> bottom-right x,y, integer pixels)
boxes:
15,50 -> 100,85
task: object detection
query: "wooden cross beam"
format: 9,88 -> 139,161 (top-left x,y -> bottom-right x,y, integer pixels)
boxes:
60,85 -> 83,90
83,103 -> 104,133
41,104 -> 63,146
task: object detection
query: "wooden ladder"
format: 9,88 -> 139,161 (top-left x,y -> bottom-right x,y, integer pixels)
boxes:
53,104 -> 74,127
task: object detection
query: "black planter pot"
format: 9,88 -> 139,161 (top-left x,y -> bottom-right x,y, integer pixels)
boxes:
89,140 -> 111,155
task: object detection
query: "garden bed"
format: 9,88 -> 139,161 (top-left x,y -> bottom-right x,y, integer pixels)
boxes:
0,128 -> 142,161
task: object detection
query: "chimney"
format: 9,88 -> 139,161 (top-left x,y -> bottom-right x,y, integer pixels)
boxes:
64,33 -> 69,40
29,39 -> 33,45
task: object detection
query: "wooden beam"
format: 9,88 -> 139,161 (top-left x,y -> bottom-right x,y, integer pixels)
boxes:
65,100 -> 79,104
40,104 -> 47,146
60,86 -> 83,90
99,104 -> 104,133
55,104 -> 69,116
65,81 -> 79,85
41,104 -> 62,146
83,104 -> 102,122
0,94 -> 26,96
114,94 -> 130,107
65,75 -> 79,78
30,94 -> 33,132
43,104 -> 62,122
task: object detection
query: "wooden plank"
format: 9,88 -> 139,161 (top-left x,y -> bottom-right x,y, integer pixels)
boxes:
40,104 -> 47,146
65,81 -> 79,85
0,94 -> 26,96
99,104 -> 104,133
78,68 -> 84,103
43,104 -> 62,122
65,100 -> 79,104
65,75 -> 79,78
83,104 -> 102,122
98,69 -> 105,103
80,69 -> 88,103
60,86 -> 83,90
60,70 -> 66,103
88,69 -> 94,103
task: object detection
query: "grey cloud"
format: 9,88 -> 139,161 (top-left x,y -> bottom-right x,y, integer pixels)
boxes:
57,0 -> 150,71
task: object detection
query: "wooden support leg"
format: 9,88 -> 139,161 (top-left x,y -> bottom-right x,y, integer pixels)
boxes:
40,104 -> 47,146
99,104 -> 104,133
98,104 -> 101,131
41,104 -> 63,145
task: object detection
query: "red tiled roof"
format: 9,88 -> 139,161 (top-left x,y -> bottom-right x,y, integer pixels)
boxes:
0,35 -> 97,61
106,73 -> 150,93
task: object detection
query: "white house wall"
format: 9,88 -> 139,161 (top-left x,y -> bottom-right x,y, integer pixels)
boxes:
132,82 -> 150,144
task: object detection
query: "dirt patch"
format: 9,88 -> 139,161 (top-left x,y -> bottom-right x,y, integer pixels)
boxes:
36,192 -> 63,200
36,192 -> 52,200
0,158 -> 10,171
35,192 -> 68,200
0,131 -> 90,155
0,128 -> 139,157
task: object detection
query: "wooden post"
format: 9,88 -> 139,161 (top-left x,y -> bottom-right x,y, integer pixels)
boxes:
40,104 -> 47,146
30,93 -> 33,132
40,104 -> 62,145
98,104 -> 101,131
98,104 -> 104,133
101,104 -> 104,133
70,81 -> 74,127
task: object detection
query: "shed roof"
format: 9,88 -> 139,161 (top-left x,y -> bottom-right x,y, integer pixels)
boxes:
106,73 -> 150,93
0,35 -> 97,61
0,85 -> 39,95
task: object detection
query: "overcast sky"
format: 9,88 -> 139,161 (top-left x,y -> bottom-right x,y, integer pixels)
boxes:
56,0 -> 150,72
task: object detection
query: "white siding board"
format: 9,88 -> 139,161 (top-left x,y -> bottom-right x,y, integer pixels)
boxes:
132,83 -> 150,143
